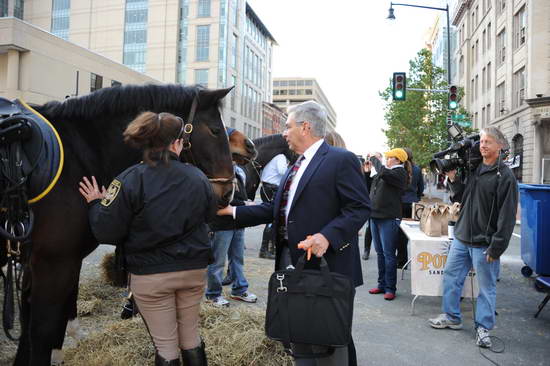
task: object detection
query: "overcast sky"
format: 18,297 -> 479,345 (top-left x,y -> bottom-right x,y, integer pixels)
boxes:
247,0 -> 449,155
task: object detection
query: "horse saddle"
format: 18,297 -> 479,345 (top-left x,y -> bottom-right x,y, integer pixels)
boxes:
0,97 -> 63,203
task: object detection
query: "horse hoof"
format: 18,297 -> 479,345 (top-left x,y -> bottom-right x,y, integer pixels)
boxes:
67,318 -> 85,341
51,349 -> 64,365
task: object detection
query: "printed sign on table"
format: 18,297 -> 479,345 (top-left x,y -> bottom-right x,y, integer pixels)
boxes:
411,239 -> 479,298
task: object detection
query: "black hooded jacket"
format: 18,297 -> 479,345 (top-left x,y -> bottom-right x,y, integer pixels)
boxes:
88,153 -> 215,275
449,159 -> 518,259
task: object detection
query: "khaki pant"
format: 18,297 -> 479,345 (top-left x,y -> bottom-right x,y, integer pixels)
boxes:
130,268 -> 206,360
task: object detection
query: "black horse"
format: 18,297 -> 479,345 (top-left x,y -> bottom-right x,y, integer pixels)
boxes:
243,134 -> 296,201
2,84 -> 238,365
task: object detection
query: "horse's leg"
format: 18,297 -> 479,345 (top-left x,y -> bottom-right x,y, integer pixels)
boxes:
51,264 -> 83,366
66,266 -> 86,341
13,266 -> 32,366
25,258 -> 82,366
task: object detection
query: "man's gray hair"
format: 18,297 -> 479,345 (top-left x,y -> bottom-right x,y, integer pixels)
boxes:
481,127 -> 509,150
287,101 -> 327,138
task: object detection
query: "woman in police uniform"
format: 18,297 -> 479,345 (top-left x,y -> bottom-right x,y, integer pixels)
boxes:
79,112 -> 214,366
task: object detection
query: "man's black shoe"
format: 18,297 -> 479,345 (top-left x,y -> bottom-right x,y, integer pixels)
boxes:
362,252 -> 369,260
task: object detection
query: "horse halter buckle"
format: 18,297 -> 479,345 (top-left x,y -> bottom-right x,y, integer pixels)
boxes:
184,123 -> 193,134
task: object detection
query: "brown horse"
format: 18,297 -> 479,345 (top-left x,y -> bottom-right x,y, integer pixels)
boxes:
1,84 -> 244,365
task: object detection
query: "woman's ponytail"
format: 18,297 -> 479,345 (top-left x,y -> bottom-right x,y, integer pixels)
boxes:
123,111 -> 182,166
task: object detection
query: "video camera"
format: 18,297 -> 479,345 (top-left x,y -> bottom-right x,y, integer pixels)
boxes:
429,123 -> 482,177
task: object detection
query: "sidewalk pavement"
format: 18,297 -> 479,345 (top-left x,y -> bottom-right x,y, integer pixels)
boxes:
239,224 -> 549,366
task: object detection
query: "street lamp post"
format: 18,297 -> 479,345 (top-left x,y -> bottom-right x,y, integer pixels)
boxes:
387,2 -> 452,86
388,2 -> 454,136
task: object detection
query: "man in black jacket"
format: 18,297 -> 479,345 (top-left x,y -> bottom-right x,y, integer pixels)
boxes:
429,127 -> 518,349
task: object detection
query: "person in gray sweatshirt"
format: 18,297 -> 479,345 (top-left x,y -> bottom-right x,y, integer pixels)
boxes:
429,127 -> 518,349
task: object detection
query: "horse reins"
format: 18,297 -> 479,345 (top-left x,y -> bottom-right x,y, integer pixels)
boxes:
179,94 -> 235,186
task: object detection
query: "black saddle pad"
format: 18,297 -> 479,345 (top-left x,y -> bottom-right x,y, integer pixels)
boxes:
0,98 -> 63,203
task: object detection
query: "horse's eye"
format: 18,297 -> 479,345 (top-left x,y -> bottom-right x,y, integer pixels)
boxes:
209,126 -> 222,136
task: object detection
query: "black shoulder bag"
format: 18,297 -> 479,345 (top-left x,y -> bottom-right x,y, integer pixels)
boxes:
265,253 -> 355,358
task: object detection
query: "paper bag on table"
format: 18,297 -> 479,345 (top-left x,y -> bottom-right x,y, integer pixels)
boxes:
420,205 -> 443,237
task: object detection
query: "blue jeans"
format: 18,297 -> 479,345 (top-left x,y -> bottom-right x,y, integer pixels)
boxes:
206,229 -> 248,298
442,238 -> 500,330
371,218 -> 401,294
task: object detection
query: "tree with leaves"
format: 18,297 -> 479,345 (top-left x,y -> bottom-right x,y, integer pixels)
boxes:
380,48 -> 469,168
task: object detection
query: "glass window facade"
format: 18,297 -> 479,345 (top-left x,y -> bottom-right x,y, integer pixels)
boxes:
196,25 -> 210,62
14,0 -> 23,19
90,73 -> 103,92
195,69 -> 209,87
51,0 -> 71,40
198,0 -> 210,17
123,0 -> 148,73
1,0 -> 9,17
218,0 -> 228,87
177,0 -> 189,84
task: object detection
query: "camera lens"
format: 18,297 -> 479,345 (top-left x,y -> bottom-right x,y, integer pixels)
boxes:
429,158 -> 460,174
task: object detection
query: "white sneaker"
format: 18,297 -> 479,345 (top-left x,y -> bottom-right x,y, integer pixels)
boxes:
230,292 -> 258,303
205,296 -> 230,307
476,327 -> 492,348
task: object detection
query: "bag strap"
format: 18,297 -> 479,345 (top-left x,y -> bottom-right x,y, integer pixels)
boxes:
292,254 -> 335,296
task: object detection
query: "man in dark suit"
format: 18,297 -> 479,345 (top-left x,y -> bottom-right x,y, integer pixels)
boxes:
218,101 -> 370,366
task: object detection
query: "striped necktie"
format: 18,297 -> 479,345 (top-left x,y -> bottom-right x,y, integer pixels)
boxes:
278,155 -> 305,237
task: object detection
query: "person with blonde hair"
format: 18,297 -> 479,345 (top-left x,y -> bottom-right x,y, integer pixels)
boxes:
365,148 -> 411,300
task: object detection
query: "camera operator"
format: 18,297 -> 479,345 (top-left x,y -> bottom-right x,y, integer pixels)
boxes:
429,127 -> 518,349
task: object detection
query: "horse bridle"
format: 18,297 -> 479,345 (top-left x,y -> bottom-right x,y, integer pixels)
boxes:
178,94 -> 235,185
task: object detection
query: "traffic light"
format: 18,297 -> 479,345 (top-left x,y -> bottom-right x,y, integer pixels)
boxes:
448,85 -> 458,110
392,72 -> 406,101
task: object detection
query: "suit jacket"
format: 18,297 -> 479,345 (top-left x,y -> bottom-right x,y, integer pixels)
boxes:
236,141 -> 371,287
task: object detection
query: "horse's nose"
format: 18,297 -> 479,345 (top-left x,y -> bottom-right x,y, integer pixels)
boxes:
217,186 -> 233,207
246,139 -> 257,158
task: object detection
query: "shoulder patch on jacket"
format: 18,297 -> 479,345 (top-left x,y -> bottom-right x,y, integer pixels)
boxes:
101,179 -> 122,207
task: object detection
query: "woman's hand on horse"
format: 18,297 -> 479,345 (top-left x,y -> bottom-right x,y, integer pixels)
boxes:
79,176 -> 107,203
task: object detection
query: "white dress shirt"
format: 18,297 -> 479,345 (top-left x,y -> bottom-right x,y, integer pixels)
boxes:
260,153 -> 288,185
284,139 -> 324,224
232,139 -> 325,221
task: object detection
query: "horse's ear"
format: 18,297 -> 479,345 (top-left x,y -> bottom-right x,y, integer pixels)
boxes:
199,87 -> 234,105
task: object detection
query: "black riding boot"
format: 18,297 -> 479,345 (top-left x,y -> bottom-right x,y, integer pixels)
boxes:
155,352 -> 180,366
181,341 -> 208,366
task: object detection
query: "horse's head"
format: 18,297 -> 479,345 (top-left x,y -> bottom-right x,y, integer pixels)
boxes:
227,127 -> 257,166
181,88 -> 235,207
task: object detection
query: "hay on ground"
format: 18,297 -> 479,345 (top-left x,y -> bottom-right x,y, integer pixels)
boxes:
62,278 -> 292,366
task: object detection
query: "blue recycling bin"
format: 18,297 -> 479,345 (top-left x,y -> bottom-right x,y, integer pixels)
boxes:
519,184 -> 550,276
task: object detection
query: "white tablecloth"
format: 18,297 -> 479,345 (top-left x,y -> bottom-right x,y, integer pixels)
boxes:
400,221 -> 479,298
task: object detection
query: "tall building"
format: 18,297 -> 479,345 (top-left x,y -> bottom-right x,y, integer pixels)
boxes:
21,0 -> 276,139
426,14 -> 458,83
0,17 -> 156,104
262,101 -> 286,136
272,77 -> 337,131
451,0 -> 550,184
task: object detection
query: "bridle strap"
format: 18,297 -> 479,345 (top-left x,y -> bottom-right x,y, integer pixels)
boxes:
179,93 -> 235,185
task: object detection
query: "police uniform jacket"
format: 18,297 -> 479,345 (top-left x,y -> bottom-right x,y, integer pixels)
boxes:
88,152 -> 215,275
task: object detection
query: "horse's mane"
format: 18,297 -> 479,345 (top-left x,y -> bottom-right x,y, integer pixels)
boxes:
37,84 -> 208,120
253,134 -> 287,147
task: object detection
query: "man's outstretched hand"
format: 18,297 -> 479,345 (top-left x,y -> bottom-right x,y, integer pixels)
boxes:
217,205 -> 233,216
297,233 -> 329,259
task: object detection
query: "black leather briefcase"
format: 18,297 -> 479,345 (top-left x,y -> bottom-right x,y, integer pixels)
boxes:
265,254 -> 355,357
